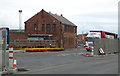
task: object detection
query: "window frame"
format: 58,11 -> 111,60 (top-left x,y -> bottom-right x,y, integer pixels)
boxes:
53,24 -> 56,32
46,24 -> 50,32
34,24 -> 37,31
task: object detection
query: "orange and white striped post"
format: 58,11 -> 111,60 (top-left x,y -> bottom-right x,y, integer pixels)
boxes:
9,46 -> 13,68
91,45 -> 94,56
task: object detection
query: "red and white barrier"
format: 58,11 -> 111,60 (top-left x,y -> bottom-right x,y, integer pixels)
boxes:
9,46 -> 13,68
86,46 -> 90,51
91,45 -> 94,56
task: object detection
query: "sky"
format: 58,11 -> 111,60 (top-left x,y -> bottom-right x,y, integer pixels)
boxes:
0,0 -> 119,34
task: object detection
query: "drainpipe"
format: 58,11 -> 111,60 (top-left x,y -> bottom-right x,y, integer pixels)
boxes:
60,22 -> 63,48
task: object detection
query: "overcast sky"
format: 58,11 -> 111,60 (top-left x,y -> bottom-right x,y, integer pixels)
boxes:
0,0 -> 119,34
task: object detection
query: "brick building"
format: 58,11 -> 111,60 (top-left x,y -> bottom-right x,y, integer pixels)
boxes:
9,30 -> 28,42
77,33 -> 88,45
77,33 -> 88,41
24,9 -> 77,48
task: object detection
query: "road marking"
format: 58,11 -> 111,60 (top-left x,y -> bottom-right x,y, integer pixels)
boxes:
56,52 -> 85,57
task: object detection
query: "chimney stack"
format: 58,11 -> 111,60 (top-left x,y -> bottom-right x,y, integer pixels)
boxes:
19,10 -> 22,31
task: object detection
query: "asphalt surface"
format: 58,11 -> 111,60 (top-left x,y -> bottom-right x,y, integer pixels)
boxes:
0,50 -> 2,75
2,46 -> 118,74
0,50 -> 2,69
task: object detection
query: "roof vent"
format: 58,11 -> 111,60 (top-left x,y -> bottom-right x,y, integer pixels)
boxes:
61,14 -> 63,16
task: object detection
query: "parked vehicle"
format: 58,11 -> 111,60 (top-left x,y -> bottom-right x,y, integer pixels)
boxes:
85,30 -> 117,52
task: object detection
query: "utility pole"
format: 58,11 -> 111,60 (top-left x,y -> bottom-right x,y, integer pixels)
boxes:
60,22 -> 63,48
82,31 -> 84,45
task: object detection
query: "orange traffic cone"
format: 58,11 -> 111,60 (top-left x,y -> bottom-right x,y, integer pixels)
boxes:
13,57 -> 17,69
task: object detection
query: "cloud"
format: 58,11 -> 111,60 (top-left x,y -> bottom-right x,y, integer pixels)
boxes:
0,0 -> 119,34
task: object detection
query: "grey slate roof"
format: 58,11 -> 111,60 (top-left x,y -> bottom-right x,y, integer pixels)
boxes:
49,13 -> 76,26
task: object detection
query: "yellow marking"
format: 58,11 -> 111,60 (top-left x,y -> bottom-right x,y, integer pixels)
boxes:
1,40 -> 3,44
15,48 -> 64,51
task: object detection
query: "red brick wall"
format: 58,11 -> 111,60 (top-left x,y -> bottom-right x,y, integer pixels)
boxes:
9,32 -> 28,42
62,25 -> 77,48
25,9 -> 77,48
25,10 -> 62,47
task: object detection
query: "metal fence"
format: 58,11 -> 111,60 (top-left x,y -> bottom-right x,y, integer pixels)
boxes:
94,39 -> 119,55
10,39 -> 57,48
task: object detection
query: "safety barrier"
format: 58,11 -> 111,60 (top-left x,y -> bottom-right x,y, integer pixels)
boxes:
94,39 -> 118,55
91,45 -> 94,56
9,46 -> 13,68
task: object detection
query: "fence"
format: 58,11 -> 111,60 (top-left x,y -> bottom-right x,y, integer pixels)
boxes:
94,39 -> 119,55
9,39 -> 57,48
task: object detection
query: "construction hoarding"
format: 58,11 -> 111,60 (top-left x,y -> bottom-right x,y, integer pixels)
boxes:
94,39 -> 118,55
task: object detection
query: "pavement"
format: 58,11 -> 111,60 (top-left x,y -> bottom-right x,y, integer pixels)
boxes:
6,50 -> 25,53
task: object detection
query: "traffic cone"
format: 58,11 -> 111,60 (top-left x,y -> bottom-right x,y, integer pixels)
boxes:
13,57 -> 17,69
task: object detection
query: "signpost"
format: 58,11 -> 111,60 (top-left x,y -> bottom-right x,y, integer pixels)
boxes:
1,29 -> 7,72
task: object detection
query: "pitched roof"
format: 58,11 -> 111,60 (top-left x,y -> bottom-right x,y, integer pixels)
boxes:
49,13 -> 76,26
25,9 -> 77,26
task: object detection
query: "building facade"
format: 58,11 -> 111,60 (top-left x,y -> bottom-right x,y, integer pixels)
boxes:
77,33 -> 88,45
25,9 -> 77,48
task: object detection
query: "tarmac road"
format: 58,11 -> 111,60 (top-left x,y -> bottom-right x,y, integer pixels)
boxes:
6,47 -> 119,74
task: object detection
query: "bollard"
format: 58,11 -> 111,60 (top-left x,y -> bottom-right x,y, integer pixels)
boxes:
9,46 -> 13,68
91,45 -> 94,56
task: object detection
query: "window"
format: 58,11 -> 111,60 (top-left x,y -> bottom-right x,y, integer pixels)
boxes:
64,25 -> 74,33
46,24 -> 50,32
42,24 -> 45,32
34,24 -> 37,31
70,26 -> 74,33
53,24 -> 56,32
64,26 -> 67,32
